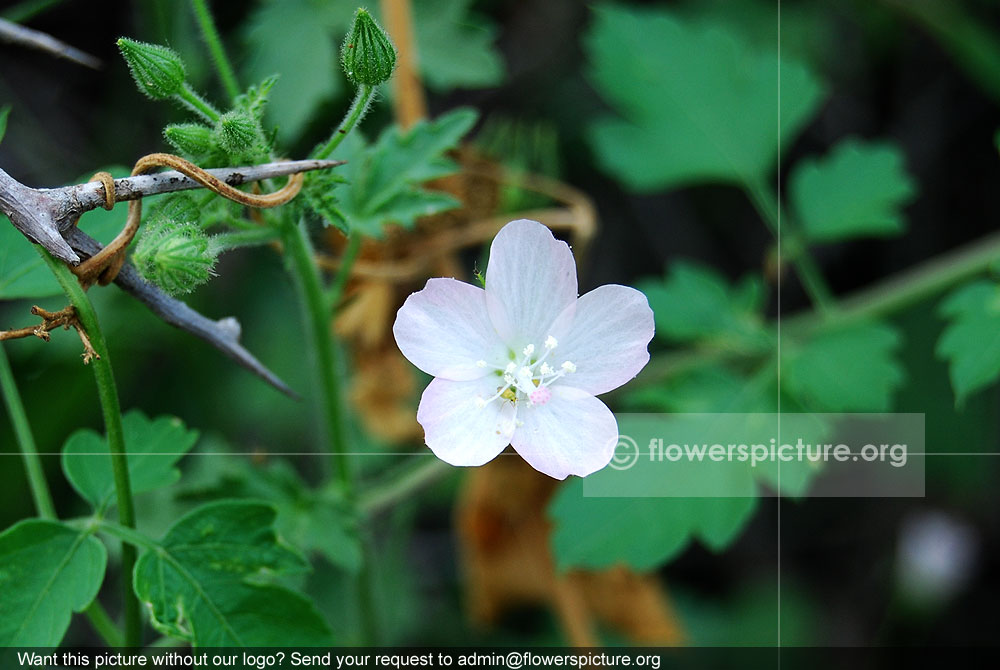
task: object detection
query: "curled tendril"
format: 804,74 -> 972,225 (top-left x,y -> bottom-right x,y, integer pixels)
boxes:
72,152 -> 304,287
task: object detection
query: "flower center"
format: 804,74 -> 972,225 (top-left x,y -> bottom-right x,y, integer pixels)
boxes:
474,335 -> 575,409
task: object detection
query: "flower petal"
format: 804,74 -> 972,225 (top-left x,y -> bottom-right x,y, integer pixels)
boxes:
393,278 -> 507,381
555,284 -> 654,395
511,386 -> 618,479
486,220 -> 578,347
417,377 -> 516,467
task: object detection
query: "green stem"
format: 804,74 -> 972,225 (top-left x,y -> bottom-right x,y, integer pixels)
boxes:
174,83 -> 220,123
188,0 -> 240,103
281,221 -> 353,487
40,251 -> 143,648
327,233 -> 363,309
786,229 -> 1000,333
631,230 -> 1000,388
0,344 -> 56,520
210,227 -> 281,253
360,459 -> 450,517
279,219 -> 379,644
95,519 -> 160,552
314,84 -> 375,160
744,178 -> 835,312
84,599 -> 125,648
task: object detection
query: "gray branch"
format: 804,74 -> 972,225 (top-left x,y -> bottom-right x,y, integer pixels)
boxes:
0,158 -> 343,397
0,17 -> 102,69
0,159 -> 342,263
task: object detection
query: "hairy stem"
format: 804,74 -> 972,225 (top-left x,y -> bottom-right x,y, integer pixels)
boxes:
210,227 -> 281,253
174,83 -> 220,123
744,178 -> 835,312
314,85 -> 375,160
41,251 -> 142,647
189,0 -> 240,103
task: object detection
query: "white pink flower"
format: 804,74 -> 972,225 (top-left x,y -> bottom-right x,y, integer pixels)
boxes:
392,219 -> 654,479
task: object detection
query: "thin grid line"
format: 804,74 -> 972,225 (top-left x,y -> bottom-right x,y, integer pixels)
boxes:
777,0 -> 783,653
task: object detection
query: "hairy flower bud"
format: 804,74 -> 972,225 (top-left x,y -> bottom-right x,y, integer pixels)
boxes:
163,123 -> 215,157
117,38 -> 186,99
134,221 -> 217,295
215,110 -> 260,157
341,9 -> 397,86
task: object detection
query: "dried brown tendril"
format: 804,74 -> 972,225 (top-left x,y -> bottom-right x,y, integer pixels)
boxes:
72,153 -> 304,287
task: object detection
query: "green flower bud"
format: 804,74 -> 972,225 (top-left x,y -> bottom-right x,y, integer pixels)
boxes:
134,221 -> 217,295
215,110 -> 261,157
163,123 -> 215,157
341,9 -> 396,86
117,38 -> 186,100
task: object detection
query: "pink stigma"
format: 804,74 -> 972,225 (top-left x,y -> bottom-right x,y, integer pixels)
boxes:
529,386 -> 551,405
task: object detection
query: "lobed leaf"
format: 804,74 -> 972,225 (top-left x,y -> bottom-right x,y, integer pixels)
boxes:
62,410 -> 199,510
638,261 -> 772,352
937,280 -> 1000,405
789,139 -> 916,242
134,500 -> 333,646
310,108 -> 477,237
549,479 -> 757,571
782,322 -> 904,412
585,3 -> 825,190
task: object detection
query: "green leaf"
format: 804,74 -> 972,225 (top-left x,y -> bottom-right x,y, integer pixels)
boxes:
585,3 -> 825,190
783,322 -> 904,412
134,500 -> 333,646
0,520 -> 106,646
412,0 -> 504,91
789,139 -> 916,242
178,458 -> 363,574
62,410 -> 199,510
937,280 -> 1000,405
0,167 -> 129,300
638,261 -> 771,351
549,479 -> 757,571
0,105 -> 10,145
316,108 -> 477,237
